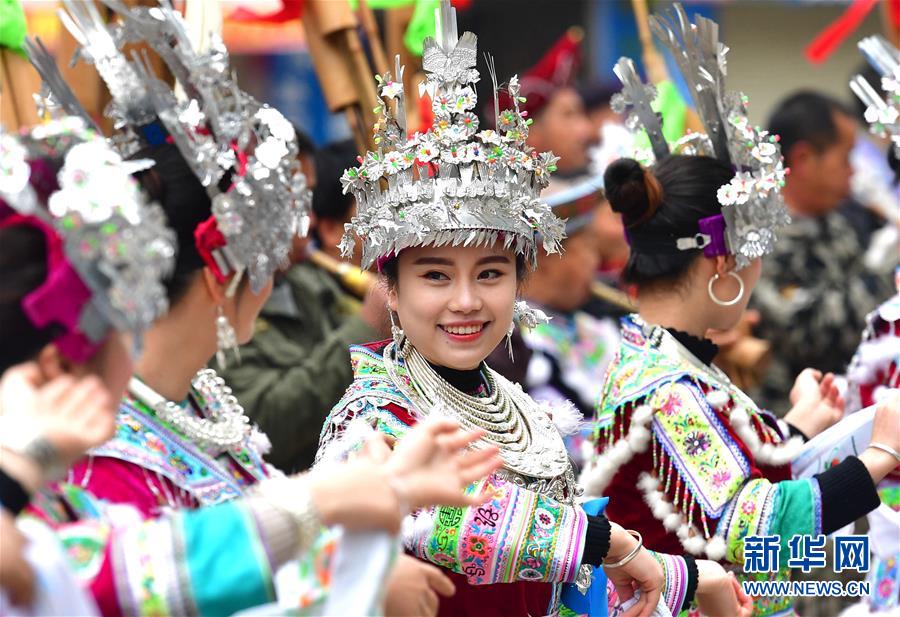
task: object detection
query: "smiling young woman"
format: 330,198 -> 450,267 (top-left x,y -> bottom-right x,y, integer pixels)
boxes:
314,3 -> 753,616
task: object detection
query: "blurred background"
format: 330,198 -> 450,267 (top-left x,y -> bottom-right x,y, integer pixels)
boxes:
15,0 -> 889,144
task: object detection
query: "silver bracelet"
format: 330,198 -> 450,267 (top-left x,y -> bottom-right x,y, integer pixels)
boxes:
868,442 -> 900,465
603,529 -> 643,568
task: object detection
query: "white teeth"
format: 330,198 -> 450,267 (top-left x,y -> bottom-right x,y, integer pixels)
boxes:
444,324 -> 483,335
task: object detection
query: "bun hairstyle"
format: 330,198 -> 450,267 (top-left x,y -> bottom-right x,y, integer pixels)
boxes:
604,158 -> 664,229
604,155 -> 735,287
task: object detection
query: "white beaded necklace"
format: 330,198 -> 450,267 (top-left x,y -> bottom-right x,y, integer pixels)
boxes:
128,369 -> 252,454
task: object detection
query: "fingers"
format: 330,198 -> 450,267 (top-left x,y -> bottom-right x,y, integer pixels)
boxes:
360,433 -> 393,464
424,564 -> 455,597
637,583 -> 661,617
416,418 -> 463,439
36,374 -> 77,408
420,589 -> 439,617
459,455 -> 502,484
435,428 -> 484,453
7,566 -> 35,607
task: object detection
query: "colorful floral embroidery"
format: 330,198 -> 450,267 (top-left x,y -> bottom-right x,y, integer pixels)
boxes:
651,382 -> 749,518
323,343 -> 588,597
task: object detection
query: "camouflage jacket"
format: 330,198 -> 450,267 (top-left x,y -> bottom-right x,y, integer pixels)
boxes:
212,260 -> 378,472
750,206 -> 897,413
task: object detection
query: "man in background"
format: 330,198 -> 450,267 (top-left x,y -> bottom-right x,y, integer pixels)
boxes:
751,91 -> 897,413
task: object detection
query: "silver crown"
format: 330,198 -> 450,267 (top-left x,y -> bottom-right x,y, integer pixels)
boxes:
28,0 -> 311,294
339,0 -> 565,270
851,36 -> 900,159
611,3 -> 790,270
0,117 -> 175,351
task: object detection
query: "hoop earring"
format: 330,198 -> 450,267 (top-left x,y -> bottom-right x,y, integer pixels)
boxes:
707,272 -> 745,307
215,306 -> 240,368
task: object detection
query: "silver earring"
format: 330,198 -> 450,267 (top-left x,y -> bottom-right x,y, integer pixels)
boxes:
707,272 -> 745,307
215,306 -> 240,368
506,321 -> 516,362
388,310 -> 409,357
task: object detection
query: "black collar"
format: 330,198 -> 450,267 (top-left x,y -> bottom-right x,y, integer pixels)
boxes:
666,327 -> 719,366
428,360 -> 485,393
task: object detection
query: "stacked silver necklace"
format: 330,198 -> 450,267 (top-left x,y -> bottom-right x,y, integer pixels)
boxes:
384,341 -> 570,481
128,369 -> 251,454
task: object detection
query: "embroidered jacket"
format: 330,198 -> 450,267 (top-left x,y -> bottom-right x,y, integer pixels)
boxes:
26,370 -> 333,616
317,341 -> 697,617
584,316 -> 823,616
317,342 -> 586,615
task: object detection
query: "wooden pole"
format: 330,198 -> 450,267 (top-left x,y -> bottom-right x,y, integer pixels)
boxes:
630,0 -> 704,135
301,0 -> 383,153
0,50 -> 41,130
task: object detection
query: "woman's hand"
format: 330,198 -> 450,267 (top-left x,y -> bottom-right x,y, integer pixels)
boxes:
603,524 -> 664,617
0,510 -> 34,607
0,364 -> 116,490
859,394 -> 900,484
694,559 -> 753,617
784,369 -> 844,438
384,554 -> 455,617
309,419 -> 501,533
386,418 -> 502,510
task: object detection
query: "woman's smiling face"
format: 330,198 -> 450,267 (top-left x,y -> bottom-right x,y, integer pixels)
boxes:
388,244 -> 518,370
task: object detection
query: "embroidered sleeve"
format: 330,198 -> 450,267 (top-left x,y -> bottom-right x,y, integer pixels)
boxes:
404,474 -> 588,584
716,477 -> 822,569
28,488 -> 335,615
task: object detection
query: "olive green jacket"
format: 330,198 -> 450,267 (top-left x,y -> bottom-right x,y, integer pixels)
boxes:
212,260 -> 379,472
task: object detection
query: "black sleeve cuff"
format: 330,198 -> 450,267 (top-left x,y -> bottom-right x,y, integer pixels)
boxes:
582,514 -> 611,566
682,555 -> 699,612
815,456 -> 880,534
786,422 -> 809,442
0,469 -> 31,516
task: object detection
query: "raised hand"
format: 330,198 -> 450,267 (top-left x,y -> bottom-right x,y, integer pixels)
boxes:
309,419 -> 501,534
387,418 -> 503,509
0,363 -> 116,485
784,369 -> 844,438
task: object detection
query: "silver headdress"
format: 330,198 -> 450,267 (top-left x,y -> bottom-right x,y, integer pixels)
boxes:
28,0 -> 311,294
339,0 -> 565,271
851,36 -> 900,158
0,117 -> 175,361
611,3 -> 790,270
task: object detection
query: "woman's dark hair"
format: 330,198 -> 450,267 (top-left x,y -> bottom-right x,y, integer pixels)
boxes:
0,224 -> 61,372
312,140 -> 358,223
604,155 -> 735,288
380,250 -> 529,290
131,143 -> 217,304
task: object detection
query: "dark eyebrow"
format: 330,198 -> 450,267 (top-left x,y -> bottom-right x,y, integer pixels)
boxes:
411,254 -> 511,266
412,256 -> 453,266
476,255 -> 512,266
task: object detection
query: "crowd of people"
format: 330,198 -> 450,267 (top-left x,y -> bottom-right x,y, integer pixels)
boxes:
0,1 -> 898,616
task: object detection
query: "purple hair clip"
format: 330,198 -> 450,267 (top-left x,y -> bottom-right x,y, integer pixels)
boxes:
675,214 -> 728,257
